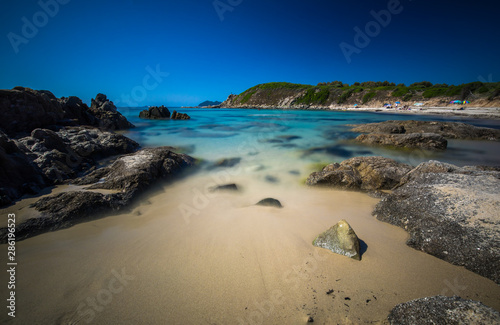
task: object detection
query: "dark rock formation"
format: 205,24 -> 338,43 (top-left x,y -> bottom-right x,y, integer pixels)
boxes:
388,296 -> 500,324
0,88 -> 134,136
139,106 -> 171,119
209,184 -> 239,192
0,147 -> 195,242
0,87 -> 65,136
213,157 -> 241,168
16,127 -> 138,184
351,120 -> 500,141
306,156 -> 412,191
313,219 -> 361,260
171,110 -> 191,120
90,93 -> 134,130
255,198 -> 283,208
374,161 -> 500,283
355,133 -> 448,150
0,131 -> 47,206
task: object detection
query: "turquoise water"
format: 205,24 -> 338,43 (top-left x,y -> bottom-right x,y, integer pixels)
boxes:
119,108 -> 500,169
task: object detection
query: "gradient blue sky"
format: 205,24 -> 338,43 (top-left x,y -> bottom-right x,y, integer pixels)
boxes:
1,0 -> 499,106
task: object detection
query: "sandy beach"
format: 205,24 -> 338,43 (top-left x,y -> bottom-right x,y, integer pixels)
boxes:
329,106 -> 500,120
2,170 -> 499,324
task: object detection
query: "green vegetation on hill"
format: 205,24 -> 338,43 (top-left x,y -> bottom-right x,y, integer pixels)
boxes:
226,80 -> 500,107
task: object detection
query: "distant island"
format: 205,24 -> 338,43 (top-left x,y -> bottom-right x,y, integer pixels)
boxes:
198,100 -> 222,107
219,81 -> 500,109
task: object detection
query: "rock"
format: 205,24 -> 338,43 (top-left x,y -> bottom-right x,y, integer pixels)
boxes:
306,156 -> 412,191
139,106 -> 171,119
74,147 -> 195,194
0,87 -> 65,136
312,219 -> 361,260
171,110 -> 191,120
388,296 -> 500,325
0,88 -> 134,136
0,131 -> 47,206
351,120 -> 500,141
90,93 -> 134,130
255,198 -> 283,208
373,161 -> 500,283
209,184 -> 239,192
0,147 -> 195,242
213,157 -> 241,168
265,175 -> 279,183
307,316 -> 314,322
16,126 -> 139,184
355,133 -> 448,150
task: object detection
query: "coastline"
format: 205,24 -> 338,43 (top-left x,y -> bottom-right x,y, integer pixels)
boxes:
219,105 -> 500,120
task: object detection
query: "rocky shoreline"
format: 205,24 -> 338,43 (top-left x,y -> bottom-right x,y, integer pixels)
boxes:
0,87 -> 195,242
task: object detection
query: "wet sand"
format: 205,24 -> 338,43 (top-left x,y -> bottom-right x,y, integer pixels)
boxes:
2,170 -> 499,324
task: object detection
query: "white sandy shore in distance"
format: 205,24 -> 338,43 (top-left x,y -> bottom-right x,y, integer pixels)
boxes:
329,106 -> 500,120
2,170 -> 499,324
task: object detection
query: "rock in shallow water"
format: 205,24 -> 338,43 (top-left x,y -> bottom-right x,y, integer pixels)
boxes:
306,156 -> 412,192
209,183 -> 239,192
313,219 -> 361,260
355,132 -> 448,151
255,198 -> 282,208
388,295 -> 500,325
139,106 -> 171,119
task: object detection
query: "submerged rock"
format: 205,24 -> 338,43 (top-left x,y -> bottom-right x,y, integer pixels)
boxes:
355,133 -> 447,150
171,110 -> 191,120
388,296 -> 500,325
213,157 -> 241,168
255,198 -> 283,208
209,184 -> 239,192
351,120 -> 500,141
374,161 -> 500,283
313,219 -> 361,260
306,156 -> 412,191
139,106 -> 171,119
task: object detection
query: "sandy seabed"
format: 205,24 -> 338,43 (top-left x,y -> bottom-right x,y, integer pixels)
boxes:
1,168 -> 499,325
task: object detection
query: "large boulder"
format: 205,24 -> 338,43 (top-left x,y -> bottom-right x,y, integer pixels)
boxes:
0,87 -> 65,136
313,219 -> 361,260
0,147 -> 195,242
139,106 -> 171,119
90,93 -> 134,130
16,127 -> 139,184
0,131 -> 47,206
374,161 -> 500,283
0,88 -> 134,136
351,120 -> 500,141
306,156 -> 412,191
388,296 -> 500,325
355,133 -> 448,150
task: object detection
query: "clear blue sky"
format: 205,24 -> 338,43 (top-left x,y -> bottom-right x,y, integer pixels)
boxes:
1,0 -> 499,106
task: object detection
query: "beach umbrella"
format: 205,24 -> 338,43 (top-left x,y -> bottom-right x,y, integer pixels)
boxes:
450,100 -> 462,104
414,103 -> 423,106
354,104 -> 358,107
463,100 -> 470,104
395,101 -> 401,104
